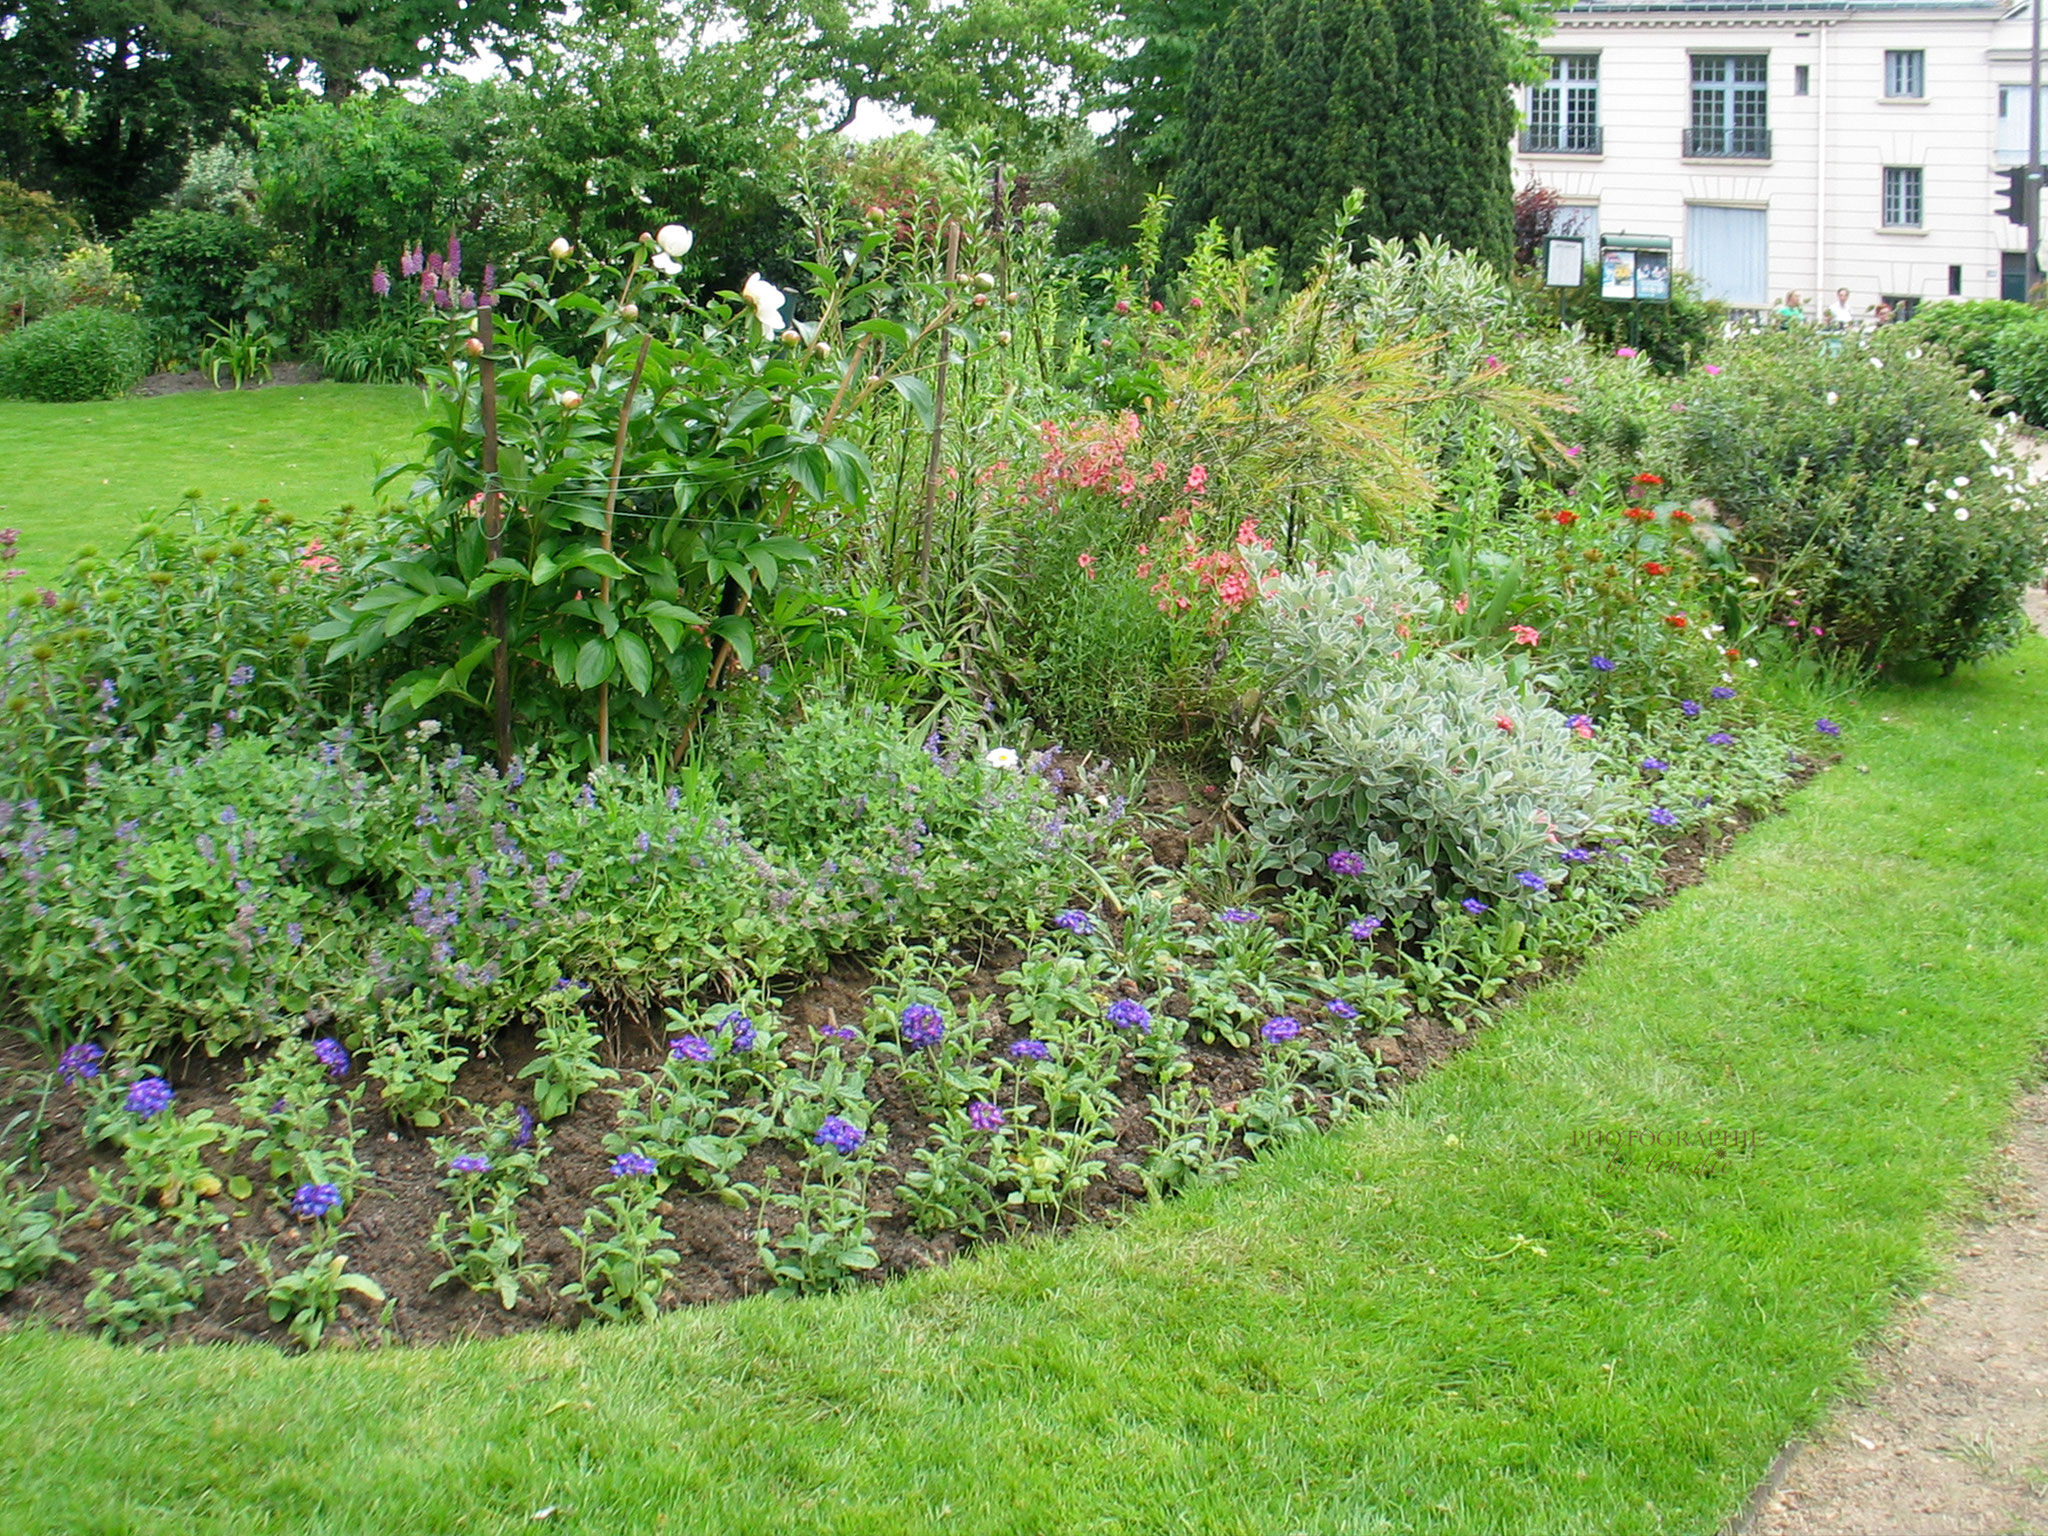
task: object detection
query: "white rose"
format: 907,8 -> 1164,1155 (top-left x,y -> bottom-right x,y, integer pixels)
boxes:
656,224 -> 694,259
741,272 -> 786,339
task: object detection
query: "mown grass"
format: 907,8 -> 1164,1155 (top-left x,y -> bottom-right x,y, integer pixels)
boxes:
0,385 -> 423,581
2,644 -> 2044,1535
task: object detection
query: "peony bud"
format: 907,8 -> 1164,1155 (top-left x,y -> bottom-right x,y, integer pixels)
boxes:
619,303 -> 639,321
972,293 -> 989,308
1149,300 -> 1164,313
865,205 -> 887,224
558,390 -> 583,409
1006,291 -> 1021,305
811,340 -> 832,359
779,328 -> 801,345
548,237 -> 573,260
975,272 -> 995,291
1188,297 -> 1204,311
463,337 -> 484,357
996,330 -> 1013,346
1114,300 -> 1130,315
655,224 -> 694,259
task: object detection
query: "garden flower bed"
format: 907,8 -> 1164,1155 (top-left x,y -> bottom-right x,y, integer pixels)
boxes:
0,767 -> 1804,1349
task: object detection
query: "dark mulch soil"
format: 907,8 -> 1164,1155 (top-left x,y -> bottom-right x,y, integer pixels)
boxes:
133,361 -> 324,398
0,761 -> 1824,1351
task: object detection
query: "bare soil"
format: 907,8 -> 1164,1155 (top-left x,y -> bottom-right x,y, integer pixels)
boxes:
133,361 -> 323,397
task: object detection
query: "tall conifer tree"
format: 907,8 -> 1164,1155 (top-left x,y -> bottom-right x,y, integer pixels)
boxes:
1167,0 -> 1512,276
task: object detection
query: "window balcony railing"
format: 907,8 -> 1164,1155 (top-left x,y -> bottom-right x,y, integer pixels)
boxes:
1683,127 -> 1771,159
1520,126 -> 1603,155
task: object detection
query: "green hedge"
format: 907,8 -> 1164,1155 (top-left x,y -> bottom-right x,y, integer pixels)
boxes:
0,306 -> 150,401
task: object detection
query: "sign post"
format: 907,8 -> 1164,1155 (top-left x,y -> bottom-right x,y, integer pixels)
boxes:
1597,233 -> 1674,349
1543,235 -> 1585,327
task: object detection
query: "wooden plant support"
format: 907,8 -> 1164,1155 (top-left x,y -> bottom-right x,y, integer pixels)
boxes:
477,305 -> 513,772
595,334 -> 654,765
917,219 -> 961,599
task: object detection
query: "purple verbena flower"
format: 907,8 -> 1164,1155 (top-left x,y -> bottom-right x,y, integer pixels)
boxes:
313,1038 -> 351,1078
669,1034 -> 714,1064
1347,917 -> 1382,942
899,1003 -> 945,1049
820,1023 -> 860,1043
1260,1016 -> 1302,1044
1560,846 -> 1595,863
126,1077 -> 173,1117
228,664 -> 255,689
1461,898 -> 1490,916
1218,907 -> 1260,925
1679,699 -> 1701,718
1326,849 -> 1367,877
610,1152 -> 657,1179
721,1011 -> 757,1051
450,1154 -> 491,1175
1105,998 -> 1152,1033
1710,686 -> 1736,701
1516,870 -> 1548,891
1815,718 -> 1842,737
1706,732 -> 1736,746
967,1101 -> 1005,1132
813,1116 -> 865,1156
1053,908 -> 1094,935
1009,1039 -> 1050,1060
514,1105 -> 536,1147
1648,806 -> 1679,827
1325,999 -> 1359,1021
1641,757 -> 1669,773
1589,656 -> 1615,672
59,1041 -> 104,1084
292,1182 -> 342,1219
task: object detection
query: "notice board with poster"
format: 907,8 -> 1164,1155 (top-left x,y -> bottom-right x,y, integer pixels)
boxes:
1599,247 -> 1636,301
1597,234 -> 1675,304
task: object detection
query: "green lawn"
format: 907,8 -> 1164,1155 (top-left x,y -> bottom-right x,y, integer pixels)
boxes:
0,385 -> 424,581
2,645 -> 2045,1534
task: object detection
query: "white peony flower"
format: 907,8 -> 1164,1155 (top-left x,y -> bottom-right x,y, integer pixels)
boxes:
741,273 -> 786,339
984,747 -> 1020,770
656,224 -> 694,259
652,253 -> 681,276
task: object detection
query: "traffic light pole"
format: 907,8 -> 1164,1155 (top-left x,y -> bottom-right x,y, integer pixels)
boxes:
2032,0 -> 2042,295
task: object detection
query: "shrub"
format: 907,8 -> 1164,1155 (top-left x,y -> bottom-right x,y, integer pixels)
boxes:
1672,329 -> 2048,670
0,306 -> 150,401
113,211 -> 266,366
1236,547 -> 1621,926
1987,312 -> 2048,427
312,317 -> 432,383
0,180 -> 78,260
1895,297 -> 2035,386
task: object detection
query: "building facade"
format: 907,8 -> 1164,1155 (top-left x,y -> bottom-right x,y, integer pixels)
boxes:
1511,0 -> 2046,315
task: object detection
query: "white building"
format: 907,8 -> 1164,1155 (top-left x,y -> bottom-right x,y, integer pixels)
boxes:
1511,0 -> 2048,315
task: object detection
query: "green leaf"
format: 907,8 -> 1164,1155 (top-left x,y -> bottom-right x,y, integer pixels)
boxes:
890,375 -> 937,430
615,631 -> 653,695
574,637 -> 615,690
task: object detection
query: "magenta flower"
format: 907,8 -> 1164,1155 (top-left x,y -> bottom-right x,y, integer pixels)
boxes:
371,264 -> 391,298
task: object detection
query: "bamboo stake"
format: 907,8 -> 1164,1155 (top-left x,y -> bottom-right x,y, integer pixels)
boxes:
478,305 -> 512,772
917,219 -> 961,602
595,334 -> 654,766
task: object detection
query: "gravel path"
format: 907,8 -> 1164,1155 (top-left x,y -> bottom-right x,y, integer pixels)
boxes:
1740,1092 -> 2048,1536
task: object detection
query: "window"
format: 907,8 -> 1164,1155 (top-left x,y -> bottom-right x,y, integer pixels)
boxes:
1999,85 -> 2043,163
1794,64 -> 1810,96
1688,55 -> 1770,157
1525,54 -> 1600,153
1884,50 -> 1924,99
1686,204 -> 1769,306
1949,264 -> 1963,296
1882,166 -> 1923,227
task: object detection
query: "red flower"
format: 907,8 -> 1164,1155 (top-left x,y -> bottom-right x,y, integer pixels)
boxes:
1495,714 -> 1516,732
1643,561 -> 1669,576
1554,509 -> 1579,527
1633,473 -> 1664,485
1624,507 -> 1654,522
1664,613 -> 1689,628
1670,509 -> 1695,524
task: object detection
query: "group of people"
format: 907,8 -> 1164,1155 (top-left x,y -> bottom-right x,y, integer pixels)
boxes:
1774,288 -> 1898,328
